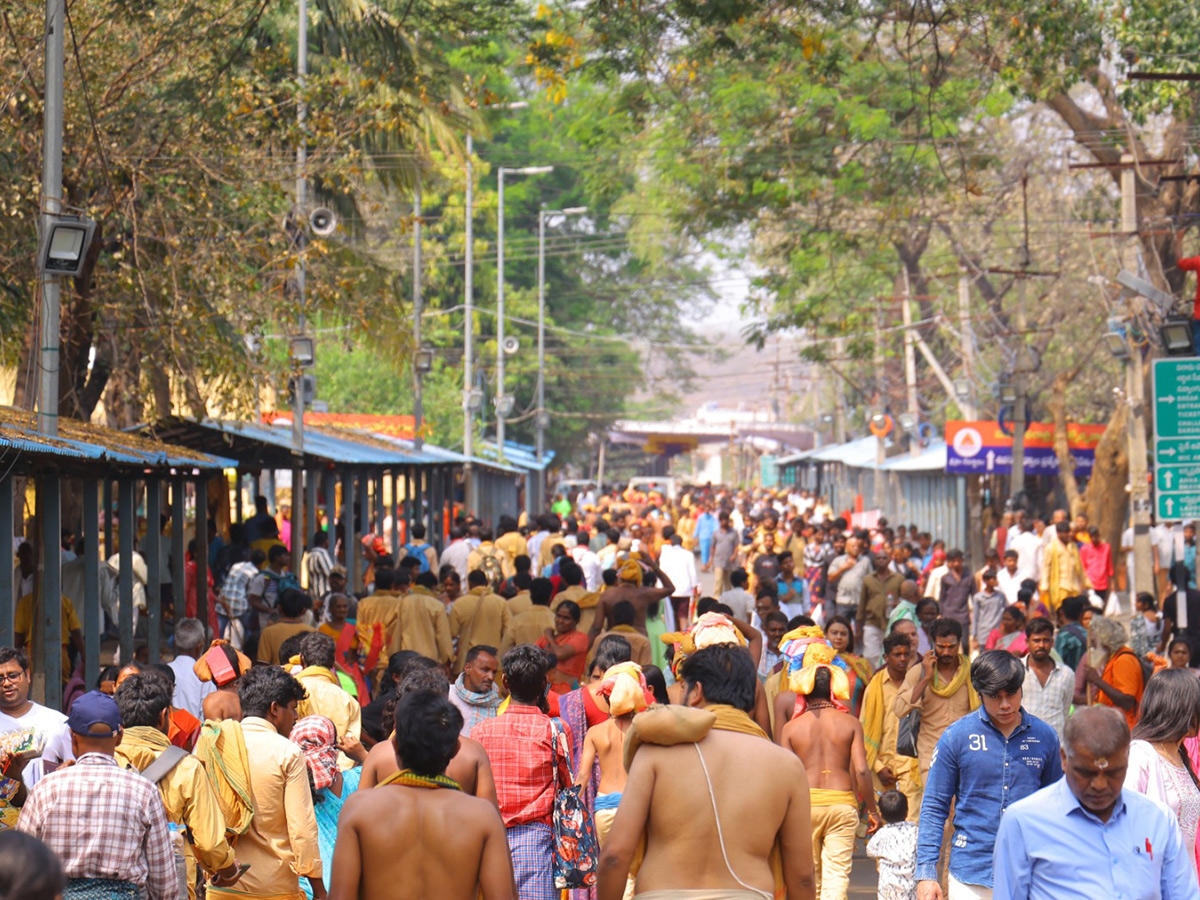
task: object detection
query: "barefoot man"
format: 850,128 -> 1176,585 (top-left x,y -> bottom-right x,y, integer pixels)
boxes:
597,643 -> 816,900
576,661 -> 652,899
778,631 -> 880,900
329,689 -> 515,900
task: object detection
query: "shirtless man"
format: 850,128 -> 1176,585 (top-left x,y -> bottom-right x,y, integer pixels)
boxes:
329,689 -> 515,900
780,665 -> 880,900
197,642 -> 247,721
598,644 -> 816,900
358,667 -> 497,804
588,551 -> 675,642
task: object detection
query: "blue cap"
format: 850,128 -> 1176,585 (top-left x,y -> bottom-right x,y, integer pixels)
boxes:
67,690 -> 122,737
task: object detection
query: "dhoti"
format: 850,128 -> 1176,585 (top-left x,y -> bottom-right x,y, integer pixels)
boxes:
507,822 -> 557,900
206,888 -> 306,900
594,792 -> 635,900
634,891 -> 773,900
809,789 -> 857,900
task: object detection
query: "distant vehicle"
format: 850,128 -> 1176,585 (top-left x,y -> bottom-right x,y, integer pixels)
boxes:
553,479 -> 595,499
625,476 -> 679,502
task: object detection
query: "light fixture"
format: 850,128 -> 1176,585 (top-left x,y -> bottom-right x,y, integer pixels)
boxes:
953,377 -> 971,401
898,412 -> 917,432
289,336 -> 315,368
1160,315 -> 1195,357
495,395 -> 515,416
39,215 -> 97,277
1103,329 -> 1129,359
535,410 -> 551,429
415,344 -> 434,374
997,379 -> 1018,405
464,389 -> 483,413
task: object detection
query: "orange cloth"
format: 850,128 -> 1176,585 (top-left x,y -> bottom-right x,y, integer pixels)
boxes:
537,629 -> 589,686
169,707 -> 202,750
1099,647 -> 1145,730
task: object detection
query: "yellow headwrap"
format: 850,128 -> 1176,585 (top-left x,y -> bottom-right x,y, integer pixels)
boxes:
617,555 -> 644,584
778,627 -> 851,709
660,612 -> 747,676
600,661 -> 649,716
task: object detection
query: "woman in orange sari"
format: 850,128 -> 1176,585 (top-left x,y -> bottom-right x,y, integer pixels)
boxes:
825,615 -> 873,715
537,600 -> 589,694
319,593 -> 381,703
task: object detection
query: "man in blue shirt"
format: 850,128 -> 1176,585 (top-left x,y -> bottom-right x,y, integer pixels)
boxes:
916,650 -> 1062,900
694,502 -> 718,571
993,706 -> 1198,900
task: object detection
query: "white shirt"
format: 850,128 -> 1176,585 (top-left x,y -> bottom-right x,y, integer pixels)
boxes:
1009,530 -> 1043,584
169,654 -> 215,720
0,702 -> 72,787
1021,658 -> 1075,741
719,587 -> 755,621
658,544 -> 698,597
997,567 -> 1024,605
569,546 -> 603,591
438,539 -> 472,583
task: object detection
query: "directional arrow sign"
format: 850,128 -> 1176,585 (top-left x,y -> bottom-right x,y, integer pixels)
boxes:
1158,465 -> 1200,493
1158,493 -> 1200,521
1154,359 -> 1200,520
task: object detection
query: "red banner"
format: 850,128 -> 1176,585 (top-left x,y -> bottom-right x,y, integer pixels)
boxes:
262,411 -> 416,439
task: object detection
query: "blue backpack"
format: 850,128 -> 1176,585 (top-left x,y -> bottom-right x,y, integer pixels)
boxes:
403,543 -> 433,573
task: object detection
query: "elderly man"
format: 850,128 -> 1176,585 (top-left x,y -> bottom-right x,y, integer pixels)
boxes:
993,706 -> 1198,899
1081,617 -> 1144,730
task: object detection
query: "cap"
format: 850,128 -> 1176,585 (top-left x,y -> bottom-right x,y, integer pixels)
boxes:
67,690 -> 122,737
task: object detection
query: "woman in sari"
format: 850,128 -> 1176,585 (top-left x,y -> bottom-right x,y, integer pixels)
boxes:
985,605 -> 1028,656
318,593 -> 381,702
537,600 -> 589,693
825,615 -> 872,715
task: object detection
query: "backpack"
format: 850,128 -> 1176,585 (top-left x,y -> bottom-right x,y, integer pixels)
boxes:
135,747 -> 190,899
477,547 -> 504,590
264,568 -> 302,596
403,543 -> 432,574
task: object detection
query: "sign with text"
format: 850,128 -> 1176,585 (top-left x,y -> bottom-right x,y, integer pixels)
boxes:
1153,359 -> 1200,520
261,411 -> 417,439
944,420 -> 1105,476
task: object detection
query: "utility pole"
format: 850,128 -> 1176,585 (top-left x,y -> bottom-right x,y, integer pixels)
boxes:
833,337 -> 848,444
1120,152 -> 1155,596
291,0 -> 309,550
38,0 -> 64,437
1010,174 -> 1031,504
958,270 -> 979,419
412,178 -> 424,448
874,296 -> 886,509
901,271 -> 920,457
462,133 -> 474,507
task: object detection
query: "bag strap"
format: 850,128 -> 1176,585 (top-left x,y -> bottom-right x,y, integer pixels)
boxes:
549,717 -> 572,790
141,746 -> 189,785
692,743 -> 772,900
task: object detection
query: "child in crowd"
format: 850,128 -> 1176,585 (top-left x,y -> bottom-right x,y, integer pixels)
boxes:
867,789 -> 919,900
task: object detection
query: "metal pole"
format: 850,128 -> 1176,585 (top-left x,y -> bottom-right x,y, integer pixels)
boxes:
496,169 -> 506,456
463,132 -> 475,506
874,297 -> 886,509
1011,174 -> 1030,504
958,271 -> 978,419
82,481 -> 98,688
118,478 -> 134,666
146,481 -> 161,662
102,479 -> 113,559
41,476 -> 62,708
537,210 -> 546,482
305,468 -> 317,550
901,272 -> 920,458
292,0 -> 308,464
38,0 -> 64,437
413,178 -> 425,449
171,480 -> 185,638
0,477 -> 11,647
195,480 -> 208,635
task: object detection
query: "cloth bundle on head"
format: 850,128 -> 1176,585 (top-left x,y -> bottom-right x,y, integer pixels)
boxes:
660,612 -> 747,676
600,661 -> 650,716
617,555 -> 645,584
193,640 -> 251,687
290,715 -> 340,791
778,626 -> 851,715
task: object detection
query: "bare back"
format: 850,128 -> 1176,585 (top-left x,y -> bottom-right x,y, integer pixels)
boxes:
202,687 -> 241,722
580,719 -> 628,794
779,708 -> 860,792
331,784 -> 515,900
359,734 -> 497,805
608,730 -> 814,897
592,584 -> 669,636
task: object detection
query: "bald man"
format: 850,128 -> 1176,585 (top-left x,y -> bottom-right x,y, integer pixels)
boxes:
993,707 -> 1198,899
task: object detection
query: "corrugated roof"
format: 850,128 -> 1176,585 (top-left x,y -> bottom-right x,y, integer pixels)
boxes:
0,407 -> 235,470
476,440 -> 556,472
880,442 -> 947,472
805,435 -> 879,465
359,432 -> 525,476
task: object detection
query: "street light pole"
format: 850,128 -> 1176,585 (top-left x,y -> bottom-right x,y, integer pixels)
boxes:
495,165 -> 552,460
38,0 -> 64,437
463,133 -> 474,510
536,205 -> 586,511
292,0 -> 307,464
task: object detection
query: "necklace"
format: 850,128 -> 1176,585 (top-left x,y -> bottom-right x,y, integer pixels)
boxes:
375,769 -> 462,791
806,700 -> 840,712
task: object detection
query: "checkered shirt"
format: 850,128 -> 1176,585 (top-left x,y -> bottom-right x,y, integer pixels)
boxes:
18,752 -> 179,900
219,560 -> 259,617
471,704 -> 572,828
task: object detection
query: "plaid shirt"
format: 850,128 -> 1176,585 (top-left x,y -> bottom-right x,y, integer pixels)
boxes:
471,704 -> 572,828
18,752 -> 179,900
219,560 -> 259,617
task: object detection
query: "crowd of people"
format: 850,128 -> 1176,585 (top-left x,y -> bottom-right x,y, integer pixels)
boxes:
1,483 -> 1200,900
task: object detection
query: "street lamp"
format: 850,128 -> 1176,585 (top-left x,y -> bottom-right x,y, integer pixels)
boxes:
496,165 -> 553,458
536,205 -> 587,502
1160,315 -> 1195,357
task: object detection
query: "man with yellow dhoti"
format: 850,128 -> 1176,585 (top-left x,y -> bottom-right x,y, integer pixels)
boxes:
778,630 -> 880,900
861,633 -> 922,822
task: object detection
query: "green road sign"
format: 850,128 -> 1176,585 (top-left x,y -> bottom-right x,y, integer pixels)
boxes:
1154,359 -> 1200,520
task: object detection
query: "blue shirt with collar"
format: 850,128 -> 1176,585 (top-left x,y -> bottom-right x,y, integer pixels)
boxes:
993,777 -> 1199,900
916,706 -> 1063,887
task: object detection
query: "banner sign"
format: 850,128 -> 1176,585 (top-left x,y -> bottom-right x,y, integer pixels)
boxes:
262,411 -> 417,439
945,420 -> 1105,475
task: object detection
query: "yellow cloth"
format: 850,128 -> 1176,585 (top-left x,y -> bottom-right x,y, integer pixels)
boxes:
588,627 -> 653,668
601,662 -> 650,716
929,655 -> 980,708
807,788 -> 857,808
397,589 -> 453,664
207,889 -> 305,900
500,605 -> 556,656
467,541 -> 515,579
296,667 -> 362,771
618,556 -> 644,584
256,621 -> 315,666
538,534 -> 565,573
192,719 -> 255,837
894,658 -> 980,778
355,590 -> 402,673
1040,539 -> 1090,611
14,593 -> 80,680
810,803 -> 857,900
236,717 -> 323,895
449,588 -> 511,671
494,532 -> 528,575
661,613 -> 747,676
507,591 -> 533,617
115,726 -> 236,894
861,671 -> 921,797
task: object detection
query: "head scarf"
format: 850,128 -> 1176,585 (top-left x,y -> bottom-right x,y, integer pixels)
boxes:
600,661 -> 650,716
660,612 -> 747,677
193,640 -> 252,687
290,715 -> 340,791
617,555 -> 644,584
778,626 -> 851,715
